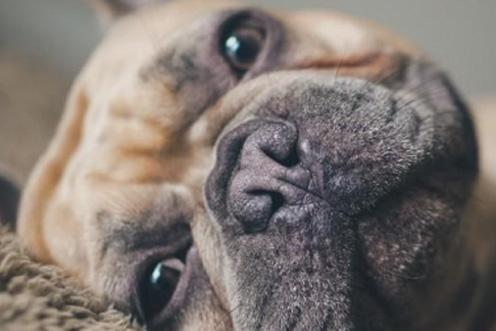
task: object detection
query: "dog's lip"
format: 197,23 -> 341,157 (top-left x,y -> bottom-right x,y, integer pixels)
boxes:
145,246 -> 197,329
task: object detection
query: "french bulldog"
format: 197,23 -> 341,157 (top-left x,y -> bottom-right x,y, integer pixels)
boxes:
14,0 -> 496,330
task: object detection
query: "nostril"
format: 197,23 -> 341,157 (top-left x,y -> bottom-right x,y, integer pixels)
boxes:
270,191 -> 285,214
261,142 -> 300,168
235,190 -> 285,234
281,146 -> 299,168
252,123 -> 299,169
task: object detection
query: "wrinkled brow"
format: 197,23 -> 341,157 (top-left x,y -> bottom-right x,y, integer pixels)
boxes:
96,210 -> 192,262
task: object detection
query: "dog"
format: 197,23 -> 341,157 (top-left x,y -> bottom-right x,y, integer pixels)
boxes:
13,0 -> 496,330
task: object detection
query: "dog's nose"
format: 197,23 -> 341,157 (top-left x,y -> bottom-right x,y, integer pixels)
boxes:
226,121 -> 313,233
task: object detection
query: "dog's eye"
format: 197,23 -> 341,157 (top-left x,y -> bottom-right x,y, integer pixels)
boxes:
139,259 -> 183,320
222,23 -> 265,76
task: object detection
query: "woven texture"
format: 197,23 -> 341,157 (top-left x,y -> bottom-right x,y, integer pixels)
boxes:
0,226 -> 141,331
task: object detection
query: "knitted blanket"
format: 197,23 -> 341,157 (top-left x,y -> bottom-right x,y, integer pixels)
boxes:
0,226 -> 141,331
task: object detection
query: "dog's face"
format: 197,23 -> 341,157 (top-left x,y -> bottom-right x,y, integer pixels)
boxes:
18,0 -> 478,330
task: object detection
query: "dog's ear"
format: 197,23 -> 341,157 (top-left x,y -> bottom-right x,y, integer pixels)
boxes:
87,0 -> 165,23
0,174 -> 20,230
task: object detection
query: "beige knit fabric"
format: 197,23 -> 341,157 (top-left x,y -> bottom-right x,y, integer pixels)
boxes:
0,226 -> 141,331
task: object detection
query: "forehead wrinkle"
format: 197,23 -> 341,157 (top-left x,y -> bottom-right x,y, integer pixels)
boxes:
98,215 -> 191,257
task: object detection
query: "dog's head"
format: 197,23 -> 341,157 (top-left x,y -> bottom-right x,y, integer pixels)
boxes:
18,1 -> 478,330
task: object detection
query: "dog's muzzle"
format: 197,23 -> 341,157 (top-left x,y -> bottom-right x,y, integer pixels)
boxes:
204,71 -> 477,330
208,76 -> 435,233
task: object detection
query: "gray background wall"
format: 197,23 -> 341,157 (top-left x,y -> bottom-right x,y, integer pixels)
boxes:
0,0 -> 495,96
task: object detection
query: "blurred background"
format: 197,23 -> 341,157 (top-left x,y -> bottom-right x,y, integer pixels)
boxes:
0,0 -> 495,183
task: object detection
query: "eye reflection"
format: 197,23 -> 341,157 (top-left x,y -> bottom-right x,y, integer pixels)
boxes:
139,259 -> 183,320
